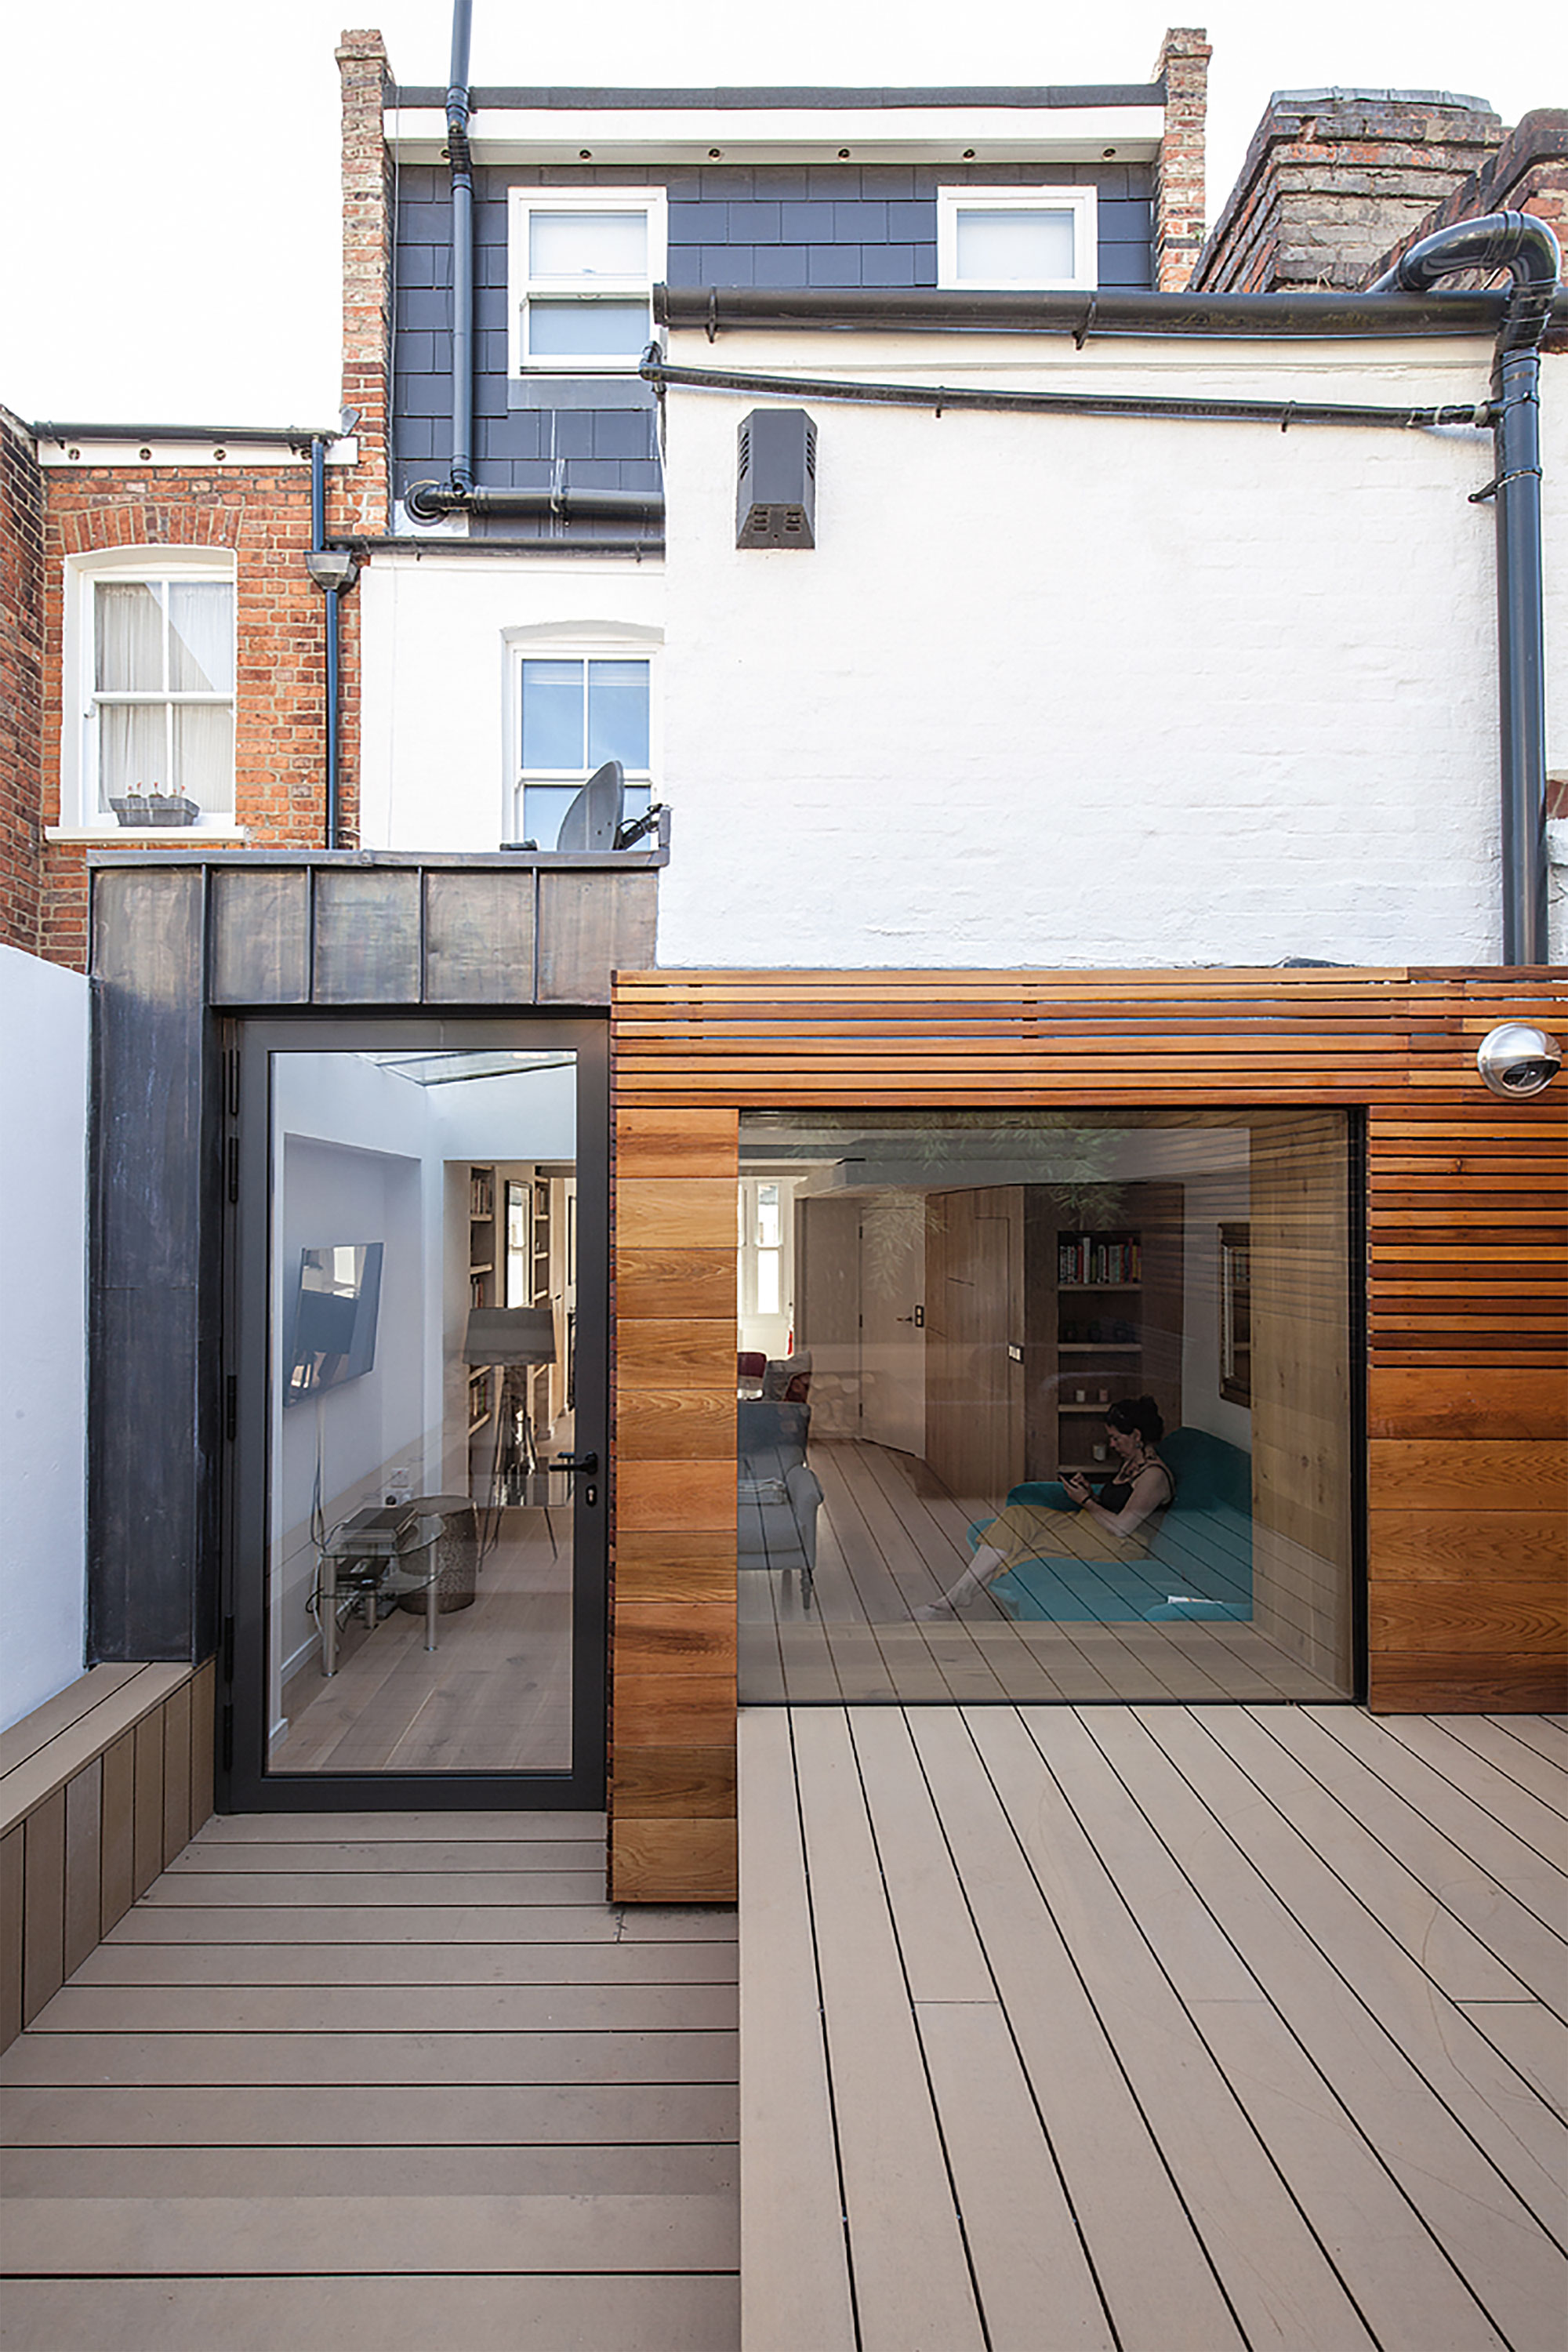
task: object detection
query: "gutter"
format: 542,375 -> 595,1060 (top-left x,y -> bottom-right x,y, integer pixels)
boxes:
655,282 -> 1568,339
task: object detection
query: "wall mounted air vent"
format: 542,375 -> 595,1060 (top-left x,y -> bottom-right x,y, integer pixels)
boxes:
736,408 -> 817,548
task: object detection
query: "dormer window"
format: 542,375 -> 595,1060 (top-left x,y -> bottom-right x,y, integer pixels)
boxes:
509,189 -> 667,373
936,186 -> 1098,292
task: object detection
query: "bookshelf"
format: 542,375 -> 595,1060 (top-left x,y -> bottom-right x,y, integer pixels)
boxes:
466,1166 -> 495,1474
1024,1185 -> 1184,1480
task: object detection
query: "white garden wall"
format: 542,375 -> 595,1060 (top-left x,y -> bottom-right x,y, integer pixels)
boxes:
0,946 -> 89,1731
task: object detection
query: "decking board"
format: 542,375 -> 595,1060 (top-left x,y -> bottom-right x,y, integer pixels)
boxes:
739,1703 -> 1568,2352
0,1809 -> 739,2350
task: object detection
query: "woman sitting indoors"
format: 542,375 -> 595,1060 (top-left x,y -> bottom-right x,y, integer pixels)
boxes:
916,1396 -> 1174,1618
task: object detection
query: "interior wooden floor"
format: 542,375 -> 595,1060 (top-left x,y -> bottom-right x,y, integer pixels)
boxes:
274,1507 -> 572,1774
740,1439 -> 1347,1706
0,1809 -> 739,2352
741,1701 -> 1568,2352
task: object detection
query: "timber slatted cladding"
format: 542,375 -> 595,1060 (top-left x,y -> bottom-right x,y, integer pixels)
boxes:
608,968 -> 1567,1903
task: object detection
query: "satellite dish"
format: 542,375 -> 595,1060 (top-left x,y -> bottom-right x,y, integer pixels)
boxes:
557,760 -> 625,853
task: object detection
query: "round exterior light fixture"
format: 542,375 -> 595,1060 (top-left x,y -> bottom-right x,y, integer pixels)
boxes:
1475,1022 -> 1562,1098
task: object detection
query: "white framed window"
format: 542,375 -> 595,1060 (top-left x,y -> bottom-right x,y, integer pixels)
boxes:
60,547 -> 237,831
510,639 -> 656,850
936,186 -> 1098,292
508,188 -> 667,375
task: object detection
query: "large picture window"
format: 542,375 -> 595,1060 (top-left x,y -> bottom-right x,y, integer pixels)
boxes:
508,189 -> 666,374
736,1108 -> 1355,1707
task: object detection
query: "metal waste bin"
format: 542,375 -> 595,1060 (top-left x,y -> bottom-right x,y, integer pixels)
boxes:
396,1495 -> 479,1616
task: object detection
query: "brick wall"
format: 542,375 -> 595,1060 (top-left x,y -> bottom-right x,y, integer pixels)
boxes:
36,459 -> 362,971
1366,109 -> 1568,325
1193,90 -> 1504,293
1152,27 -> 1211,292
1,408 -> 45,955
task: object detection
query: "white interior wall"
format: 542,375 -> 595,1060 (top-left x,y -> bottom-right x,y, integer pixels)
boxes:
267,1054 -> 581,1718
0,947 -> 89,1732
656,328 -> 1557,971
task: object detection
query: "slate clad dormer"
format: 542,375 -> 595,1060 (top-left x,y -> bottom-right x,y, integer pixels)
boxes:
386,85 -> 1168,539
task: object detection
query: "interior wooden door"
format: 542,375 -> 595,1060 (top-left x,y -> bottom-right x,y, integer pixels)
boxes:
924,1186 -> 1025,1511
858,1196 -> 926,1457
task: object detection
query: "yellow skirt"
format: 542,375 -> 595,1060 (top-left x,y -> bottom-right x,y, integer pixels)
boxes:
981,1501 -> 1154,1573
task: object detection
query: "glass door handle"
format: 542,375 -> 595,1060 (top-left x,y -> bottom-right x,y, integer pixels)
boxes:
554,1451 -> 598,1474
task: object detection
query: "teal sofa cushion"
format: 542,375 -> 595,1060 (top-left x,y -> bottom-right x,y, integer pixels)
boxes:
975,1427 -> 1253,1624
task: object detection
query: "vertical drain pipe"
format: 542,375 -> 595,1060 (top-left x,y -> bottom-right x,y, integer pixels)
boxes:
1373,212 -> 1560,964
446,0 -> 475,496
308,435 -> 342,851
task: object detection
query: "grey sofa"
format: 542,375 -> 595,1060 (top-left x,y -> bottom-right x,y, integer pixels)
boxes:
738,1399 -> 824,1579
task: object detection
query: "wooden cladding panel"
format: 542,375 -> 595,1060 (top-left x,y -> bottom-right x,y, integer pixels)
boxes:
1,1662 -> 215,2052
612,1108 -> 739,1903
608,968 -> 1568,1900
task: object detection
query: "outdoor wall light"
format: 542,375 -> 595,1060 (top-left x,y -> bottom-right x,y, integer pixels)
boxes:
1475,1022 -> 1563,1098
305,549 -> 359,594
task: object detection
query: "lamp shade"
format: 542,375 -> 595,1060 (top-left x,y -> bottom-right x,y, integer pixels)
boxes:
462,1307 -> 557,1365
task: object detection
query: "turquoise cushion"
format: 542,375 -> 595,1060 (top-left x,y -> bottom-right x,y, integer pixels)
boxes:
986,1428 -> 1254,1623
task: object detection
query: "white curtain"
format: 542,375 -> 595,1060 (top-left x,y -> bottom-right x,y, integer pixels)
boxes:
168,582 -> 234,692
100,705 -> 165,803
174,705 -> 234,803
95,583 -> 162,690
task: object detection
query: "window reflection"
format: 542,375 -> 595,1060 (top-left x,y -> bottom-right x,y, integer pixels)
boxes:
738,1110 -> 1354,1707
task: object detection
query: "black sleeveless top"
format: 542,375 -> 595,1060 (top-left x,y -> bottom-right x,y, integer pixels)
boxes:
1097,1454 -> 1174,1515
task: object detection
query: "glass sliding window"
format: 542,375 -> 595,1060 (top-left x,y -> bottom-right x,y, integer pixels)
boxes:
516,656 -> 652,849
263,1046 -> 581,1775
738,1109 -> 1356,1707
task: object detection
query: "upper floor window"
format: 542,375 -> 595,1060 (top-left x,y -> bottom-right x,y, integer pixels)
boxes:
508,189 -> 668,374
936,186 -> 1098,292
515,654 -> 653,848
61,550 -> 237,830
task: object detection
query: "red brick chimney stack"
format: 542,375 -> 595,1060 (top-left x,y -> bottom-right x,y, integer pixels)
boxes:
337,28 -> 394,536
1152,27 -> 1212,292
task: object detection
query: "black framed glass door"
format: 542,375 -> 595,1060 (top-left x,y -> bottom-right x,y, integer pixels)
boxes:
223,1016 -> 608,1809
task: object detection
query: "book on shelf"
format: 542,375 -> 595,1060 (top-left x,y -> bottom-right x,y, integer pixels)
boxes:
1056,1232 -> 1142,1285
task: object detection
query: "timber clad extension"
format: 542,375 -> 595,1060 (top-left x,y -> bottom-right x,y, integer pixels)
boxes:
607,966 -> 1568,1901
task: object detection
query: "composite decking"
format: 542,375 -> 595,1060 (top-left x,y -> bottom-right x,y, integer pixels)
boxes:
740,1703 -> 1568,2352
0,1809 -> 739,2350
5,1711 -> 1564,2350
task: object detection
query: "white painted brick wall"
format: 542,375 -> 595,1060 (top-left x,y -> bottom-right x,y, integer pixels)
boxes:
653,332 -> 1566,971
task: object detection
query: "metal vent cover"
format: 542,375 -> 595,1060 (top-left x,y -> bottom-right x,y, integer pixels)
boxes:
736,407 -> 817,548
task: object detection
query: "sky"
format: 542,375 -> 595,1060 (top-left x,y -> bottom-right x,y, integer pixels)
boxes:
2,0 -> 1563,428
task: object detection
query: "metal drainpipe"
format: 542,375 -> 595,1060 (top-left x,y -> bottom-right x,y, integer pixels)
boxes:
446,0 -> 474,497
1373,212 -> 1560,964
310,436 -> 341,851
